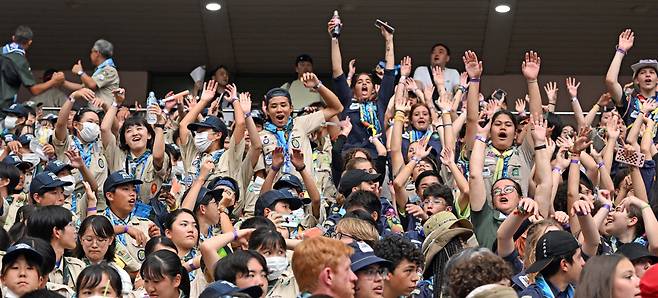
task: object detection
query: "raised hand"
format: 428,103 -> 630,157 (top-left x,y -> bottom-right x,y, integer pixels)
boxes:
516,197 -> 539,217
291,148 -> 304,170
72,60 -> 83,75
521,51 -> 541,81
411,140 -> 431,160
271,147 -> 284,170
617,29 -> 635,52
423,84 -> 435,103
439,148 -> 455,166
51,72 -> 65,85
65,149 -> 84,169
477,112 -> 492,136
462,51 -> 483,79
394,83 -> 411,113
400,56 -> 412,77
327,18 -> 340,38
72,88 -> 96,101
565,77 -> 580,98
339,116 -> 353,136
515,98 -> 527,114
184,95 -> 198,110
200,80 -> 219,102
555,146 -> 570,169
348,59 -> 356,77
207,98 -> 220,117
597,92 -> 612,108
529,113 -> 547,143
405,78 -> 419,93
543,82 -> 558,102
641,98 -> 658,114
459,72 -> 468,88
606,114 -> 621,140
571,127 -> 593,153
379,22 -> 393,41
301,72 -> 321,89
199,159 -> 214,180
431,65 -> 445,86
225,83 -> 238,101
437,89 -> 452,112
571,199 -> 594,216
239,92 -> 252,114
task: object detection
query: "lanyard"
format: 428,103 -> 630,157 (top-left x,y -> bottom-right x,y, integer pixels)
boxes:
409,129 -> 432,143
93,58 -> 116,77
358,101 -> 380,136
192,149 -> 224,177
72,136 -> 94,168
125,150 -> 152,195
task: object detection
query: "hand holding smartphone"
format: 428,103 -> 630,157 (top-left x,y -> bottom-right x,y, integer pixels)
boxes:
375,19 -> 395,34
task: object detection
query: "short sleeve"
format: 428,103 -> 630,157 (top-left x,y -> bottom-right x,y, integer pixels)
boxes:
93,67 -> 119,89
296,110 -> 325,134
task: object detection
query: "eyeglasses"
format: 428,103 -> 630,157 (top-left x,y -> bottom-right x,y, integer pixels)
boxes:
422,198 -> 447,206
331,232 -> 363,243
81,236 -> 110,245
361,267 -> 389,280
493,185 -> 516,196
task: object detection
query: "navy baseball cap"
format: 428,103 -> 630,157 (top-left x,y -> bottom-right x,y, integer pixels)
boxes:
2,243 -> 43,271
29,171 -> 73,195
187,115 -> 228,136
17,134 -> 34,146
296,54 -> 313,65
338,169 -> 381,197
2,104 -> 29,117
45,159 -> 74,175
200,280 -> 262,298
194,187 -> 221,211
103,170 -> 143,194
255,189 -> 303,214
349,241 -> 391,272
274,173 -> 303,191
2,155 -> 31,171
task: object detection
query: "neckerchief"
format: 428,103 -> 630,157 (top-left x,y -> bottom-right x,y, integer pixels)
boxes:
104,208 -> 134,246
1,43 -> 25,56
93,58 -> 116,77
192,149 -> 224,177
264,118 -> 294,173
490,146 -> 515,181
182,249 -> 198,281
72,136 -> 94,168
409,129 -> 432,143
70,192 -> 77,214
358,101 -> 380,135
535,275 -> 574,298
199,225 -> 214,242
126,150 -> 152,195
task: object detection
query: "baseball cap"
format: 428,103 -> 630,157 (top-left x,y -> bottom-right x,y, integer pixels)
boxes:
17,134 -> 34,146
338,169 -> 381,197
103,170 -> 143,194
618,243 -> 658,264
255,189 -> 303,214
208,176 -> 240,203
2,104 -> 29,117
632,59 -> 658,78
2,243 -> 43,271
641,263 -> 658,297
29,172 -> 73,195
349,241 -> 391,272
199,280 -> 262,298
296,54 -> 313,65
194,187 -> 218,211
525,230 -> 580,273
187,115 -> 228,136
45,159 -> 74,175
23,101 -> 43,109
2,154 -> 32,171
40,114 -> 58,121
274,174 -> 303,191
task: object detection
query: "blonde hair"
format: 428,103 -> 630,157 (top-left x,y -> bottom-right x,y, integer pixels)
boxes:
335,217 -> 379,246
523,219 -> 563,283
292,237 -> 353,292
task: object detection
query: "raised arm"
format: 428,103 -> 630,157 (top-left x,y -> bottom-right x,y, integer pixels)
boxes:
55,88 -> 95,142
29,72 -> 64,95
571,199 -> 600,257
389,82 -> 410,175
605,29 -> 634,105
100,88 -> 124,148
543,82 -> 558,112
622,196 -> 658,254
393,141 -> 431,210
565,77 -> 587,128
328,19 -> 344,78
179,80 -> 217,145
72,60 -> 98,90
529,114 -> 552,218
440,148 -> 469,211
290,149 -> 321,218
496,198 -> 538,257
468,116 -> 491,212
200,229 -> 254,275
379,24 -> 394,70
149,104 -> 166,170
239,93 -> 263,168
225,84 -> 246,143
463,51 -> 483,152
567,127 -> 593,233
180,160 -> 213,211
301,73 -> 343,120
437,90 -> 456,149
522,51 -> 543,116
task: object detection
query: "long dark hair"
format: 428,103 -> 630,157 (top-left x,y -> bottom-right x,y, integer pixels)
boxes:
574,254 -> 626,298
76,263 -> 122,297
428,238 -> 465,297
140,250 -> 190,298
74,215 -> 116,263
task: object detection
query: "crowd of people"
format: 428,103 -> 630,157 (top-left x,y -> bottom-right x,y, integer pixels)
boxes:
1,15 -> 658,298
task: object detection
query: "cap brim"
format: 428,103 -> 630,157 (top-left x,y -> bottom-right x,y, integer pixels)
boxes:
239,285 -> 263,298
3,248 -> 43,268
525,257 -> 555,274
351,255 -> 392,272
15,161 -> 32,171
273,180 -> 302,191
45,180 -> 74,189
50,164 -> 75,174
114,179 -> 144,188
285,197 -> 304,211
187,122 -> 214,132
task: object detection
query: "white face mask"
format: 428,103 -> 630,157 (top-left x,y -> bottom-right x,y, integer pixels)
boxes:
4,116 -> 17,129
172,160 -> 184,177
60,175 -> 76,196
251,176 -> 265,192
79,122 -> 100,143
21,153 -> 40,167
265,256 -> 289,280
194,131 -> 213,152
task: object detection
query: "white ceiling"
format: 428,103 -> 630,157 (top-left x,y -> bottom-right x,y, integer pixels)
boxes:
3,0 -> 658,75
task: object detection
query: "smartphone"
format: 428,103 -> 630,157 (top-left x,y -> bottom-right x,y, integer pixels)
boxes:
492,89 -> 507,101
281,213 -> 302,228
158,183 -> 172,201
375,19 -> 395,34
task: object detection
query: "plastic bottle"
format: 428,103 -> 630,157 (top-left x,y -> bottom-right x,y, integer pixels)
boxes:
331,10 -> 341,38
146,91 -> 158,125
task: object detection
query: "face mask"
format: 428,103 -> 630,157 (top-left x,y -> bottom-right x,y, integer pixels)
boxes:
60,175 -> 76,196
21,153 -> 40,167
4,116 -> 17,130
79,122 -> 100,143
172,161 -> 184,178
194,131 -> 213,152
22,174 -> 32,194
265,256 -> 289,280
251,176 -> 265,192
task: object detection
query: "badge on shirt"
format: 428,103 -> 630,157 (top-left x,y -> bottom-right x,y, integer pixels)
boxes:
482,167 -> 491,177
98,159 -> 105,169
265,154 -> 273,165
138,249 -> 146,261
262,135 -> 270,145
291,137 -> 300,149
349,102 -> 360,110
511,167 -> 520,177
97,74 -> 105,81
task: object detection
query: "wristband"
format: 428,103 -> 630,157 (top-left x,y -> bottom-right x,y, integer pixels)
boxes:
534,144 -> 547,151
441,108 -> 453,113
271,165 -> 280,171
77,70 -> 84,76
547,103 -> 556,106
233,230 -> 239,241
112,102 -> 119,108
474,135 -> 487,144
552,167 -> 562,174
410,156 -> 421,163
442,123 -> 452,127
602,203 -> 612,212
87,207 -> 97,212
570,159 -> 580,165
571,97 -> 579,103
597,162 -> 605,169
124,225 -> 129,234
642,204 -> 651,211
244,111 -> 252,118
227,97 -> 238,104
469,77 -> 480,82
313,82 -> 323,90
527,80 -> 538,83
69,95 -> 76,102
296,164 -> 306,172
187,259 -> 197,271
616,47 -> 627,55
346,76 -> 352,82
457,85 -> 468,93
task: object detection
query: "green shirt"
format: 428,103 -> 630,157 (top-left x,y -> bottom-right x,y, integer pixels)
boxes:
471,202 -> 505,250
0,52 -> 36,108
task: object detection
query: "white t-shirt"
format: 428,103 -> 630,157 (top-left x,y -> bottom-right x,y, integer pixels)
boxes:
413,66 -> 461,93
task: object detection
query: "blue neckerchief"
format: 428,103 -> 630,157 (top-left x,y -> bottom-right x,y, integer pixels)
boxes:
263,118 -> 294,173
104,208 -> 134,246
183,249 -> 198,281
535,275 -> 574,298
2,43 -> 25,56
409,129 -> 431,143
200,225 -> 214,242
70,193 -> 77,214
127,150 -> 152,195
93,58 -> 116,77
72,136 -> 94,167
192,149 -> 224,177
358,101 -> 380,135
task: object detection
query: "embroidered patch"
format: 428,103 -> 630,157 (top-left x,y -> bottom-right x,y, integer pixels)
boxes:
291,138 -> 300,149
512,167 -> 520,177
137,249 -> 146,261
98,158 -> 105,169
97,74 -> 105,81
262,136 -> 270,145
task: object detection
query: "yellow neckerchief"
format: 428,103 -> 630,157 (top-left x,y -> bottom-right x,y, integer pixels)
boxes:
490,146 -> 515,181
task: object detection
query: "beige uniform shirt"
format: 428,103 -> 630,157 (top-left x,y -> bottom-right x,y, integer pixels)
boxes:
256,111 -> 326,182
89,66 -> 120,108
103,138 -> 171,203
267,250 -> 300,298
49,256 -> 86,290
46,282 -> 75,298
312,134 -> 337,199
235,150 -> 260,217
53,134 -> 109,211
29,88 -> 67,115
481,138 -> 534,206
180,131 -> 245,185
103,209 -> 155,273
1,193 -> 27,231
282,79 -> 323,108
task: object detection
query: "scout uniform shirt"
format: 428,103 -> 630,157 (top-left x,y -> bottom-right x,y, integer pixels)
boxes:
88,58 -> 120,108
49,256 -> 86,290
481,138 -> 534,206
312,134 -> 337,199
103,208 -> 154,273
256,110 -> 326,181
104,139 -> 171,203
53,134 -> 109,211
180,131 -> 245,186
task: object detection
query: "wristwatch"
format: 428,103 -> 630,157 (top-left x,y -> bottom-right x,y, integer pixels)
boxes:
77,70 -> 84,76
